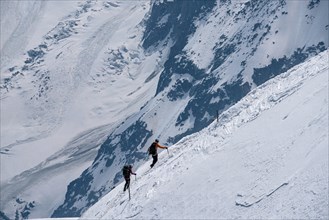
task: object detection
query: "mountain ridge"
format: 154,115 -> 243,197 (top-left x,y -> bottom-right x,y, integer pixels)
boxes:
82,49 -> 328,219
1,0 -> 328,218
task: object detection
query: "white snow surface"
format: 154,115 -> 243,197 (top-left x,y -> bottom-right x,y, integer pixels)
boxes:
1,1 -> 153,181
1,1 -> 156,218
81,50 -> 329,219
1,0 -> 328,218
0,0 -> 79,66
184,0 -> 329,84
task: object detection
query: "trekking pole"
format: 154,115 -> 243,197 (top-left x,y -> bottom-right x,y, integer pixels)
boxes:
128,186 -> 131,200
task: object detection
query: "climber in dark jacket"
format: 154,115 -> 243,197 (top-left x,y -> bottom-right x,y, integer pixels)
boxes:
148,139 -> 168,168
122,165 -> 136,191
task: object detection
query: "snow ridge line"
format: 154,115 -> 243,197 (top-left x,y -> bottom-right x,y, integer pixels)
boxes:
147,49 -> 327,184
82,50 -> 328,219
150,50 -> 328,214
166,50 -> 328,160
209,50 -> 328,138
133,50 -> 329,207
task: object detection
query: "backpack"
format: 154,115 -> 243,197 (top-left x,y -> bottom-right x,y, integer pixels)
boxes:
148,142 -> 157,155
122,165 -> 131,178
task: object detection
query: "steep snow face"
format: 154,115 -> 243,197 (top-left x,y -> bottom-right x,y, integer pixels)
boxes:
82,50 -> 328,220
1,0 -> 328,219
185,0 -> 328,72
55,0 -> 328,217
139,0 -> 328,144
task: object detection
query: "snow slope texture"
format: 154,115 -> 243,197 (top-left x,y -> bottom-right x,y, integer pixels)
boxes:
82,50 -> 328,219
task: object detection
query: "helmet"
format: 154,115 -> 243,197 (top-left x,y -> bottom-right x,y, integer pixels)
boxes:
128,165 -> 132,168
155,139 -> 159,143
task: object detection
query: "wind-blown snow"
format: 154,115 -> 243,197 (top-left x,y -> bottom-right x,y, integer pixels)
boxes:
82,50 -> 328,219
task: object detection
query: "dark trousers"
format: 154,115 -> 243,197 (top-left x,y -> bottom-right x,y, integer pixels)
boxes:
150,154 -> 158,167
124,178 -> 130,191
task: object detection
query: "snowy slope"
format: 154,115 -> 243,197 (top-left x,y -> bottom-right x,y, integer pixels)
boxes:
1,0 -> 328,218
82,50 -> 328,219
0,1 -> 79,67
56,0 -> 328,216
1,1 -> 157,218
1,0 -> 154,181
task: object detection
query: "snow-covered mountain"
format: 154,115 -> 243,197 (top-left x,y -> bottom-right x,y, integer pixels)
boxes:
2,1 -> 155,218
1,0 -> 328,219
81,49 -> 328,219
